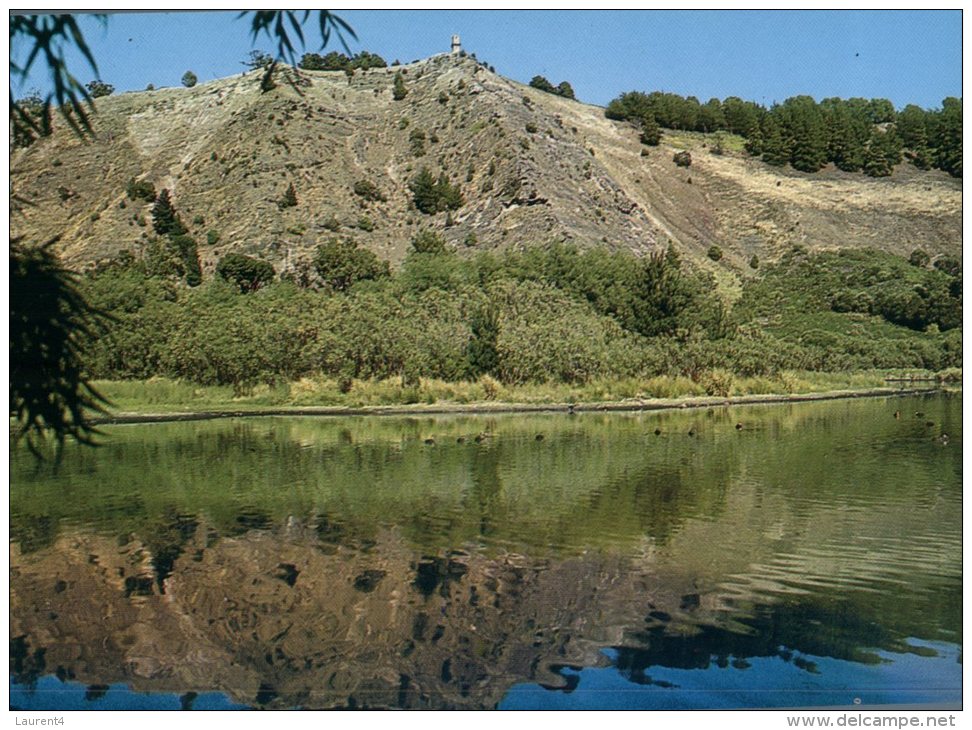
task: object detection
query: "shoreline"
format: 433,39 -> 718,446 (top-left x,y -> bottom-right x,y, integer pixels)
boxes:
89,386 -> 949,425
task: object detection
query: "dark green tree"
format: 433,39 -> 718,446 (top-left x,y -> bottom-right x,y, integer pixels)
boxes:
467,305 -> 499,376
313,237 -> 390,291
409,167 -> 438,214
216,253 -> 275,292
555,81 -> 575,100
392,71 -> 407,100
640,113 -> 661,146
410,229 -> 448,255
934,97 -> 962,178
529,75 -> 556,93
181,70 -> 198,88
278,182 -> 298,209
909,249 -> 930,268
760,114 -> 790,167
151,189 -> 184,236
85,79 -> 113,97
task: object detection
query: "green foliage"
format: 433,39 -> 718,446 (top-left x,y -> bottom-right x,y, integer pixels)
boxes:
909,249 -> 930,268
169,234 -> 202,287
85,79 -> 113,97
409,167 -> 463,214
278,182 -> 298,209
216,253 -> 275,292
356,215 -> 375,232
151,189 -> 184,236
243,49 -> 274,70
10,239 -> 108,455
409,128 -> 426,157
556,81 -> 575,100
749,254 -> 759,270
707,245 -> 723,262
529,75 -> 576,100
863,128 -> 902,177
206,229 -> 220,246
313,237 -> 390,292
525,122 -> 538,134
181,70 -> 197,88
410,229 -> 448,255
126,178 -> 157,202
640,113 -> 661,146
673,151 -> 692,167
933,255 -> 961,277
392,72 -> 407,101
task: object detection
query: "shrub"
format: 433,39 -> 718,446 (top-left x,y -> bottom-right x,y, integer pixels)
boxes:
707,245 -> 723,262
216,253 -> 275,292
909,249 -> 930,268
410,229 -> 448,255
749,254 -> 759,269
181,71 -> 198,88
409,168 -> 463,214
525,122 -> 538,134
353,179 -> 386,202
151,189 -> 184,235
86,80 -> 114,97
278,183 -> 298,209
933,255 -> 960,277
674,151 -> 692,167
356,216 -> 375,232
392,72 -> 407,100
313,237 -> 390,292
126,178 -> 157,202
206,230 -> 220,246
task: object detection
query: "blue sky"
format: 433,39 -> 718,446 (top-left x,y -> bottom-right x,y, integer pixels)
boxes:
11,10 -> 962,110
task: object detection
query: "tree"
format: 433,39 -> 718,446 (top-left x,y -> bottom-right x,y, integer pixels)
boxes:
555,81 -> 575,100
863,128 -> 901,177
707,245 -> 723,262
435,173 -> 464,211
392,71 -> 407,100
243,49 -> 274,70
783,96 -> 828,172
934,98 -> 962,178
278,182 -> 298,209
85,79 -> 113,97
640,113 -> 661,146
181,70 -> 198,87
313,237 -> 389,291
216,253 -> 275,292
909,249 -> 930,268
529,75 -> 556,94
10,238 -> 108,455
151,189 -> 184,235
760,114 -> 790,167
411,230 -> 448,255
409,168 -> 438,214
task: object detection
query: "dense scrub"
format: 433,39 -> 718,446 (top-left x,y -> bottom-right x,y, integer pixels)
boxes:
80,241 -> 961,395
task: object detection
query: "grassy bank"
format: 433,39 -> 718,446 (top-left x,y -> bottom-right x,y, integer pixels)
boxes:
93,369 -> 959,414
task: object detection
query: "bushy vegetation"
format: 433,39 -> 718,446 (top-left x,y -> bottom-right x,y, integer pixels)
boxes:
529,75 -> 576,100
299,50 -> 386,71
409,167 -> 463,214
181,71 -> 197,88
78,230 -> 960,400
85,80 -> 113,97
216,253 -> 275,292
606,89 -> 962,178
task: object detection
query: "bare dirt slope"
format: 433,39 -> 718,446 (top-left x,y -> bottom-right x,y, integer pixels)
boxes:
10,53 -> 961,280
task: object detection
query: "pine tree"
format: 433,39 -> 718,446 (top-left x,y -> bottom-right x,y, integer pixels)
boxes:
435,173 -> 463,211
760,115 -> 790,166
151,189 -> 183,235
639,113 -> 661,146
392,72 -> 407,101
409,168 -> 438,214
278,182 -> 298,209
785,96 -> 828,172
935,98 -> 962,178
863,129 -> 901,177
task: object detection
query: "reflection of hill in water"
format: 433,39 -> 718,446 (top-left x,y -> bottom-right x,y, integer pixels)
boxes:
9,395 -> 962,708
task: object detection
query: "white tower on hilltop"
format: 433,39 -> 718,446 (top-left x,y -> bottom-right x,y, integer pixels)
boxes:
451,34 -> 461,54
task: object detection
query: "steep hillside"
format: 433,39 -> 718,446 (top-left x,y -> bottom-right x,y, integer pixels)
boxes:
10,53 -> 961,280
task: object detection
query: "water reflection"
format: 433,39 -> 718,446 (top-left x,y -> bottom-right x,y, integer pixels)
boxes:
9,394 -> 962,709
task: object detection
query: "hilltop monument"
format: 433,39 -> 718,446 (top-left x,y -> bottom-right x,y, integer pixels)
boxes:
451,34 -> 461,54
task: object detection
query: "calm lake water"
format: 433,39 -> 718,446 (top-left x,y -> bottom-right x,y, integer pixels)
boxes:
10,393 -> 962,710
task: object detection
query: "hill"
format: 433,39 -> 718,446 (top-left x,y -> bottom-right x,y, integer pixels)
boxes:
10,53 -> 961,281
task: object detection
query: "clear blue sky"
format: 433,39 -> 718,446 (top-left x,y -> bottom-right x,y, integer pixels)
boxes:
11,10 -> 962,110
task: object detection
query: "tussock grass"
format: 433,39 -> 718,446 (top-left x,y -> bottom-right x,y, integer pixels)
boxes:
94,368 -> 950,414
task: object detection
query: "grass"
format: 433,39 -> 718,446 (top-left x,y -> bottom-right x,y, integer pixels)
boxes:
92,369 -> 947,414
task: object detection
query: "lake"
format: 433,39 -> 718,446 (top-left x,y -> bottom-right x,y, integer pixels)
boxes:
9,393 -> 962,710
